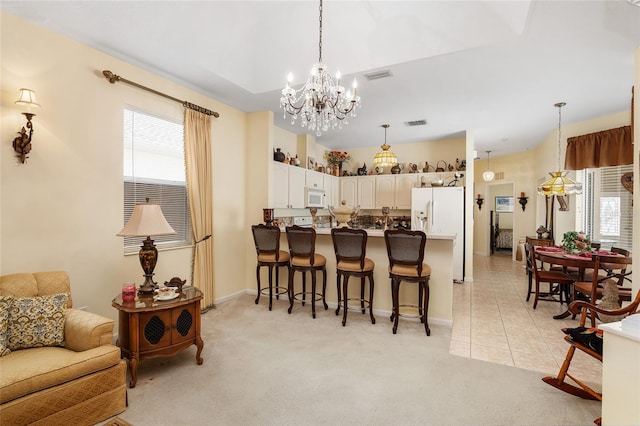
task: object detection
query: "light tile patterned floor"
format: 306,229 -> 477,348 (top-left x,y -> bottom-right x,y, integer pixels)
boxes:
451,251 -> 602,390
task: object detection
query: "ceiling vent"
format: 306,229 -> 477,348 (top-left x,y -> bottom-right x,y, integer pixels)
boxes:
364,69 -> 393,81
405,119 -> 427,127
495,172 -> 505,180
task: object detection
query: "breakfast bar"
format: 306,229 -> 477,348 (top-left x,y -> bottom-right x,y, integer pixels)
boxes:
279,228 -> 456,325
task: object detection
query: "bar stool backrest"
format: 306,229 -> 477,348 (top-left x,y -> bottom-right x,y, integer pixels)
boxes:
331,228 -> 367,269
252,224 -> 282,260
286,225 -> 317,266
384,229 -> 426,276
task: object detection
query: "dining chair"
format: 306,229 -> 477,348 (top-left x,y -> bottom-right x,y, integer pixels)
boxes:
331,227 -> 376,326
384,229 -> 430,335
527,243 -> 575,309
572,253 -> 632,326
524,237 -> 554,302
285,225 -> 328,318
542,289 -> 640,426
251,224 -> 290,311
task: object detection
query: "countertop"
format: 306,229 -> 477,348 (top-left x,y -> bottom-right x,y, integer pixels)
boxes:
313,227 -> 456,240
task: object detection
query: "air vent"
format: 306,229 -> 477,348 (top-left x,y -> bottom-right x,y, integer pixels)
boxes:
364,70 -> 393,81
405,120 -> 427,127
495,172 -> 505,180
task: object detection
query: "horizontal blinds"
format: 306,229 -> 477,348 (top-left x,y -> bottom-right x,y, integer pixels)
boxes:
586,165 -> 633,251
123,107 -> 191,252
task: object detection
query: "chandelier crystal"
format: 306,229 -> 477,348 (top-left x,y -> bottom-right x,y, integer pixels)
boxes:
280,0 -> 361,136
373,124 -> 398,170
537,102 -> 583,196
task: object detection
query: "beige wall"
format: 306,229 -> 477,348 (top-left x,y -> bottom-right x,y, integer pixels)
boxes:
1,11 -> 248,320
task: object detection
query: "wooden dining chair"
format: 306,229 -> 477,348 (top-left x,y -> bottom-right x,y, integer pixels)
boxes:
572,253 -> 632,326
526,243 -> 575,309
524,237 -> 554,301
542,289 -> 640,426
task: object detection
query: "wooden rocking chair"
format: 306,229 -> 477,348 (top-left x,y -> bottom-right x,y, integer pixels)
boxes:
542,289 -> 640,425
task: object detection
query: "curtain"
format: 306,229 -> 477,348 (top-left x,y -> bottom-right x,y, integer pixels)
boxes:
564,126 -> 632,170
184,107 -> 215,310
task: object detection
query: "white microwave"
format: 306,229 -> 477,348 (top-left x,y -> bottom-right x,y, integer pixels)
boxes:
305,187 -> 325,208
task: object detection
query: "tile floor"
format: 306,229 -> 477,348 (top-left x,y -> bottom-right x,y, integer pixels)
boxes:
450,250 -> 602,390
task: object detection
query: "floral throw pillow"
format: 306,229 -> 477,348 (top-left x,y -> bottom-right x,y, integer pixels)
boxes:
7,293 -> 68,351
0,296 -> 14,357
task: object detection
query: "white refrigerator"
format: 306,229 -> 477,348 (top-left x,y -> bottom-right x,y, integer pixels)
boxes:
411,186 -> 464,282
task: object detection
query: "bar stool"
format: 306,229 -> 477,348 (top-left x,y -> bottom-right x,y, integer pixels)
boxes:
384,229 -> 431,336
251,224 -> 290,311
285,225 -> 328,318
331,227 -> 375,326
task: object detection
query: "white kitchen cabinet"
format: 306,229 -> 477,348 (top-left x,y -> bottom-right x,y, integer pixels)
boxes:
323,174 -> 339,208
374,174 -> 417,209
306,169 -> 324,190
357,176 -> 376,209
272,162 -> 306,208
339,177 -> 358,207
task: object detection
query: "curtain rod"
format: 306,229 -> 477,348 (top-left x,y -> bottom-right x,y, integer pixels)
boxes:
102,70 -> 220,118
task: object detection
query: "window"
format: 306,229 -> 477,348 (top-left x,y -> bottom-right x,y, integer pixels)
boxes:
123,107 -> 191,252
577,165 -> 632,251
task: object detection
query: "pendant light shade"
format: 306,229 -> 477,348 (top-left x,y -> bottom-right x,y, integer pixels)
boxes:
482,151 -> 494,182
537,102 -> 582,196
373,124 -> 398,169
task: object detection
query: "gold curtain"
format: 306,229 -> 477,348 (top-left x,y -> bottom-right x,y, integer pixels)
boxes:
564,126 -> 633,170
184,108 -> 215,310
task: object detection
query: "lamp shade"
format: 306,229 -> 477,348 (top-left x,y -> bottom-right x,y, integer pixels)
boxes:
482,170 -> 495,182
536,171 -> 583,196
117,202 -> 176,237
373,144 -> 398,168
15,89 -> 40,108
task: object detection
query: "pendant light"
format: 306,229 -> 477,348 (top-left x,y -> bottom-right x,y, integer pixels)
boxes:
537,102 -> 583,196
482,150 -> 495,182
373,124 -> 398,170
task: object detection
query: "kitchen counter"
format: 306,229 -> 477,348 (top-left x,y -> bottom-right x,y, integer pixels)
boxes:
278,227 -> 455,326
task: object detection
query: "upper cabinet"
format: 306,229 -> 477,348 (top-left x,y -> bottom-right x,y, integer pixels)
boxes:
305,169 -> 324,190
339,177 -> 358,207
375,174 -> 418,209
357,176 -> 376,209
272,162 -> 306,208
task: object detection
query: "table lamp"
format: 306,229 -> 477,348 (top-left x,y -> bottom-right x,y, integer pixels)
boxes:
117,200 -> 176,294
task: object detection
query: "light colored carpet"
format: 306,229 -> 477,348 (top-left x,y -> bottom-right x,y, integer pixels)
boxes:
111,293 -> 600,426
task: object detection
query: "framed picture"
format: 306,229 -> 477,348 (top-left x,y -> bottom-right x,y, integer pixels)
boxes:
495,196 -> 514,212
307,156 -> 316,170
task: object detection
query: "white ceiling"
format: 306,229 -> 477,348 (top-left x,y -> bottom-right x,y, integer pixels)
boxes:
2,1 -> 639,158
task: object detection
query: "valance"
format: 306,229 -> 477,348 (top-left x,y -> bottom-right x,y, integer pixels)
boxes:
564,126 -> 632,170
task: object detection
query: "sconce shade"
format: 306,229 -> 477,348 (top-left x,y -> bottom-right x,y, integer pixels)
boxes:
15,89 -> 40,108
117,202 -> 176,237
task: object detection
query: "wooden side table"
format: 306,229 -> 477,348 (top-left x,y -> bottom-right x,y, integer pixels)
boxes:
112,286 -> 204,388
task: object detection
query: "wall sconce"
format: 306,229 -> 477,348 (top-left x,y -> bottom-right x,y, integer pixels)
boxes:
12,88 -> 40,163
518,192 -> 529,211
476,194 -> 484,210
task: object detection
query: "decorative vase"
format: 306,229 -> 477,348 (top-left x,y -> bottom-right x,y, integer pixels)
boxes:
332,164 -> 340,176
273,148 -> 285,162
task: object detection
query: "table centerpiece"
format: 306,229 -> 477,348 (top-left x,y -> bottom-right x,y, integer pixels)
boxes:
561,231 -> 591,254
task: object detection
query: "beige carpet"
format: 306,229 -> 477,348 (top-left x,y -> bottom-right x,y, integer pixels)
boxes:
108,293 -> 600,426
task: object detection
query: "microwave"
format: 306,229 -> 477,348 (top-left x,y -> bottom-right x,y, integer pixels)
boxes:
305,187 -> 325,208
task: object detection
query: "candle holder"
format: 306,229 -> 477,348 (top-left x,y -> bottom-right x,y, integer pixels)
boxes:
263,208 -> 274,225
476,198 -> 484,210
518,196 -> 529,211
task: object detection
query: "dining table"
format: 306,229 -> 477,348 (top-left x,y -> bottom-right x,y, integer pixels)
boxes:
534,246 -> 623,319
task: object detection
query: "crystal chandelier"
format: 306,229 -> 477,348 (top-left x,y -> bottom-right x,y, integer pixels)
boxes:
482,151 -> 494,182
373,124 -> 398,170
280,0 -> 361,136
537,102 -> 583,196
